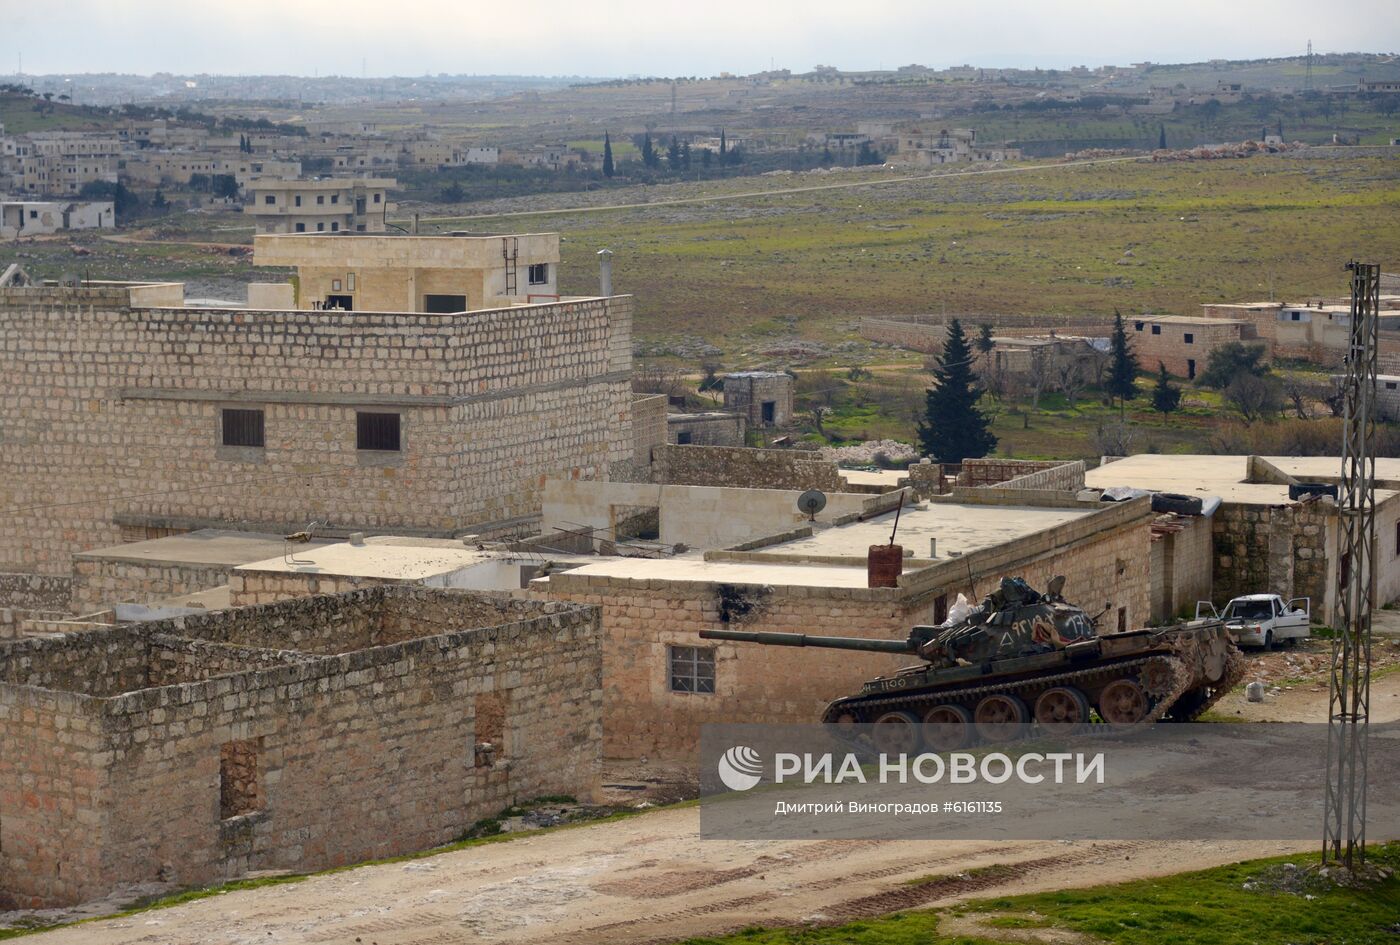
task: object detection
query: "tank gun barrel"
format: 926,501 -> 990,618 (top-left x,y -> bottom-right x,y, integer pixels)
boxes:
698,628 -> 914,653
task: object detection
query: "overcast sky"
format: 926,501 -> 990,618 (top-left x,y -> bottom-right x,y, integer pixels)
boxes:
8,0 -> 1400,77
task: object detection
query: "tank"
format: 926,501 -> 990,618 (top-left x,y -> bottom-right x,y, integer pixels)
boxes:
698,576 -> 1245,753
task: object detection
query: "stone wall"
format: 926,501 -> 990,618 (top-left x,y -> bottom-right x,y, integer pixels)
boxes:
999,461 -> 1087,492
70,558 -> 232,612
1150,514 -> 1214,622
631,394 -> 668,465
653,445 -> 843,492
0,587 -> 602,908
0,572 -> 75,638
0,287 -> 633,575
540,497 -> 1152,760
859,315 -> 1113,354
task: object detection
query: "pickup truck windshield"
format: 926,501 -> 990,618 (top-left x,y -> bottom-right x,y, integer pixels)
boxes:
1223,600 -> 1273,621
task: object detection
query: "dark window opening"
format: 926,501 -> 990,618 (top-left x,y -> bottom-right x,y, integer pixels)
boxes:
373,193 -> 381,203
761,401 -> 776,424
1187,359 -> 1197,380
220,739 -> 263,819
355,197 -> 366,214
474,691 -> 508,767
330,222 -> 339,232
1387,382 -> 1397,391
221,408 -> 265,448
295,222 -> 306,232
669,645 -> 715,694
527,263 -> 548,285
1150,324 -> 1161,335
316,194 -> 324,204
1117,607 -> 1127,633
423,293 -> 467,313
934,594 -> 949,624
316,222 -> 325,232
263,194 -> 274,205
676,430 -> 693,445
324,294 -> 353,311
1395,521 -> 1399,556
330,194 -> 339,204
357,412 -> 401,452
1183,333 -> 1194,344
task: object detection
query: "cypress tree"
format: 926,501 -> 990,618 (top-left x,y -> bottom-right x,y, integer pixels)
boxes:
975,323 -> 995,354
917,319 -> 997,463
1107,310 -> 1140,408
1151,362 -> 1182,417
602,132 -> 614,178
1158,124 -> 1167,149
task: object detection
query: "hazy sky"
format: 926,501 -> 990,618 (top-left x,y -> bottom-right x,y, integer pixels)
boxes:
8,0 -> 1400,77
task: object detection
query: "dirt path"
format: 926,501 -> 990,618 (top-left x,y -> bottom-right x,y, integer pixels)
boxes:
28,672 -> 1400,945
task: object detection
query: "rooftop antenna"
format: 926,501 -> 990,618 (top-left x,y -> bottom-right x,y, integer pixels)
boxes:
1305,40 -> 1314,92
888,489 -> 906,545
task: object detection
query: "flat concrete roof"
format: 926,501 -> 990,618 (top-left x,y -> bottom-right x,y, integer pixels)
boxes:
1141,315 -> 1247,325
236,536 -> 488,579
537,557 -> 875,588
75,529 -> 333,568
1085,454 -> 1400,504
761,501 -> 1096,559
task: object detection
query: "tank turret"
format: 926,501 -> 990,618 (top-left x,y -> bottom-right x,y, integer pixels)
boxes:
696,576 -> 1244,753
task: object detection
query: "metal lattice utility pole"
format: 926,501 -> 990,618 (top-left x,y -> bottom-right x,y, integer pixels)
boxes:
1322,261 -> 1379,869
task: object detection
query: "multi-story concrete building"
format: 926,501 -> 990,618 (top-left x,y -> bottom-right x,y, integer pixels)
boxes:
252,231 -> 560,311
0,233 -> 632,584
893,127 -> 1020,166
245,177 -> 396,234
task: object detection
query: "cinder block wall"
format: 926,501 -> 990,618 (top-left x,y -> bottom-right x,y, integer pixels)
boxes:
0,288 -> 633,579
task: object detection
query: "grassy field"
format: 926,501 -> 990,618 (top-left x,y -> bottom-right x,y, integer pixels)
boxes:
677,842 -> 1400,945
428,152 -> 1400,352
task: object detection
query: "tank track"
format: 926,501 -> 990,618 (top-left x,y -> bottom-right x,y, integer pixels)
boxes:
821,654 -> 1194,729
1162,646 -> 1248,722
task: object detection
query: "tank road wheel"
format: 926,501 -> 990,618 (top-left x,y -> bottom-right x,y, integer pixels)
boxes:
973,693 -> 1028,743
871,710 -> 922,756
1098,679 -> 1149,725
923,703 -> 975,750
1034,686 -> 1091,731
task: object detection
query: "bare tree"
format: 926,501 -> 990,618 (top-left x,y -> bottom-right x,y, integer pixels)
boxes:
1092,420 -> 1140,458
1224,374 -> 1283,424
1086,345 -> 1112,389
632,363 -> 687,399
1027,345 -> 1051,409
809,405 -> 832,438
1279,375 -> 1332,420
1055,351 -> 1090,408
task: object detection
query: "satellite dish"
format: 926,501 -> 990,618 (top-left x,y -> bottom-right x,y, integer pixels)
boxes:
797,489 -> 828,521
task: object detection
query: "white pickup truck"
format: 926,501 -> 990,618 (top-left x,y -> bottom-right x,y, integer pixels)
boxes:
1196,594 -> 1311,649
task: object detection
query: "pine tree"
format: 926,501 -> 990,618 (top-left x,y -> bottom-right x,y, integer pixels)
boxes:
680,141 -> 691,169
641,133 -> 656,168
917,319 -> 997,463
1107,310 -> 1140,409
602,132 -> 614,178
1151,362 -> 1182,417
719,129 -> 727,164
667,136 -> 681,171
975,323 -> 995,354
1158,124 -> 1166,149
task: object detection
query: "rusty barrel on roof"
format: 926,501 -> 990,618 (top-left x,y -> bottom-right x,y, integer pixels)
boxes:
867,544 -> 903,589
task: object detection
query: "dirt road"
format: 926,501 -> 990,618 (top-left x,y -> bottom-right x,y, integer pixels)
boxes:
30,671 -> 1400,945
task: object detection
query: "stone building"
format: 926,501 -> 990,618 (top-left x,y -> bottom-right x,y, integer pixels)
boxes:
1130,314 -> 1257,379
253,232 -> 560,312
245,177 -> 396,234
0,586 -> 602,909
0,235 -> 633,591
536,490 -> 1154,760
722,372 -> 793,427
1087,454 -> 1400,622
667,411 -> 746,446
1199,299 -> 1400,368
0,199 -> 113,239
